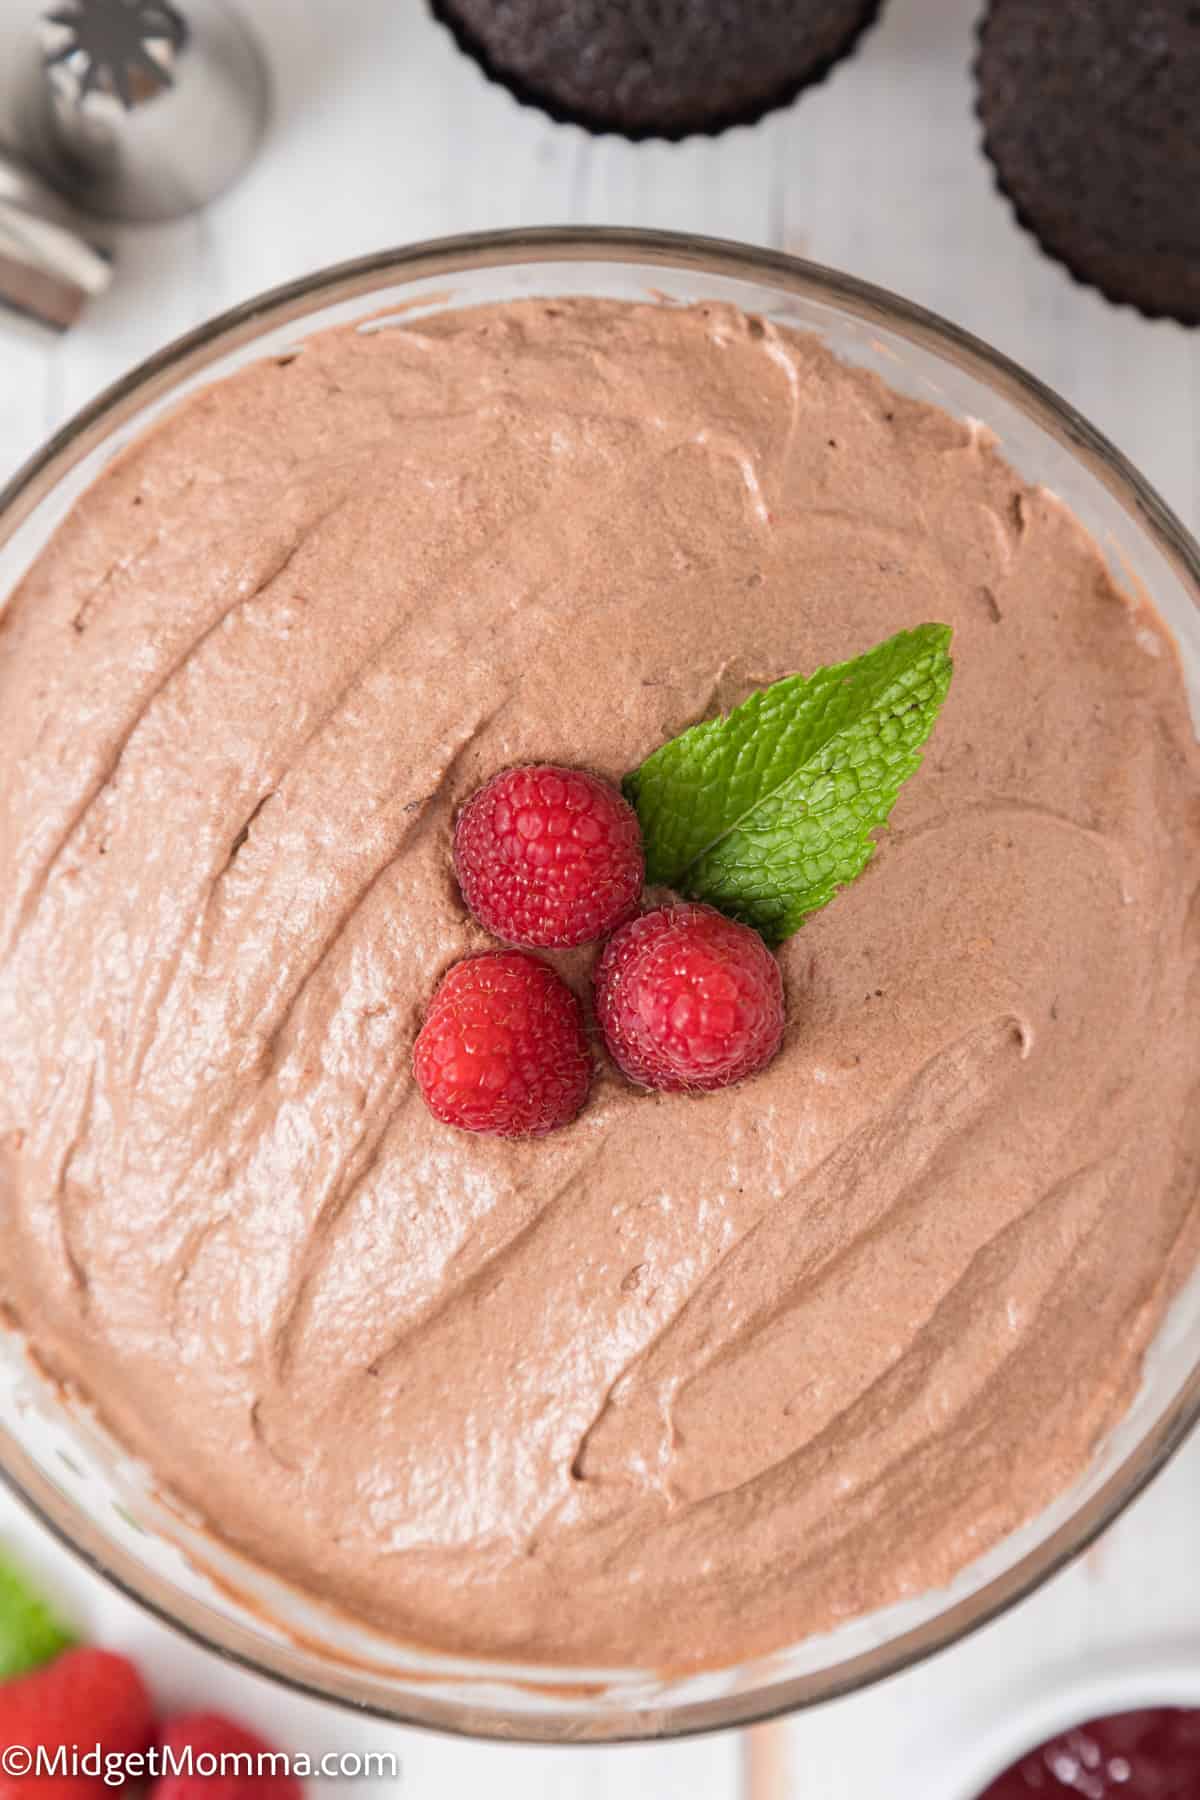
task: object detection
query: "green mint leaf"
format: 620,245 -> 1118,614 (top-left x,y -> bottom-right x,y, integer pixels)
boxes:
0,1551 -> 75,1678
623,624 -> 953,945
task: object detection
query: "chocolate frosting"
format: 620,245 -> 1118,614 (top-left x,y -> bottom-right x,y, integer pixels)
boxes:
1,299 -> 1198,1669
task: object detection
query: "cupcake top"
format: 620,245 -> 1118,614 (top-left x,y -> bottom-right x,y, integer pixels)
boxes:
431,0 -> 884,138
0,299 -> 1198,1671
977,0 -> 1200,325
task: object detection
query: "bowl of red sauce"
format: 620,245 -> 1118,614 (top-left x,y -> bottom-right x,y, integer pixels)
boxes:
950,1658 -> 1200,1800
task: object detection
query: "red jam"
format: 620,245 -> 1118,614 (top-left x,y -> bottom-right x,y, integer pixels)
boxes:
977,1709 -> 1200,1797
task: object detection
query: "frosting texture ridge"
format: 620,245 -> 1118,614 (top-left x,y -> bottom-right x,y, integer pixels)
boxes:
0,298 -> 1198,1669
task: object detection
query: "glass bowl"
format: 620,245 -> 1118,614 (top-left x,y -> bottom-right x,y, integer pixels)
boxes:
1,227 -> 1197,1743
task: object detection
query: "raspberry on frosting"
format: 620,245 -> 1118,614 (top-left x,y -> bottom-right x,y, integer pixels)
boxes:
414,949 -> 592,1138
594,902 -> 785,1093
453,763 -> 643,949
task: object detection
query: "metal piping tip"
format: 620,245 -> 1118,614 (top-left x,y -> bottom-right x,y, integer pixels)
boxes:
16,0 -> 270,226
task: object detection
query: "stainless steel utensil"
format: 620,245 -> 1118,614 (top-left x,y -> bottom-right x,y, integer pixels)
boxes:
0,144 -> 111,329
17,0 -> 270,225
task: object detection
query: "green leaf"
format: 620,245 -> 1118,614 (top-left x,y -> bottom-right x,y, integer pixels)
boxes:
0,1551 -> 75,1679
623,624 -> 953,945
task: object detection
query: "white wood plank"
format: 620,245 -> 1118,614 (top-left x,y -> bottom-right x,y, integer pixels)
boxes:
397,1726 -> 744,1799
0,330 -> 50,485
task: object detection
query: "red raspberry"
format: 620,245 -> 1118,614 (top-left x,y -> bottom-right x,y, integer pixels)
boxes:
0,1648 -> 154,1800
156,1713 -> 302,1800
594,903 -> 784,1093
414,950 -> 591,1137
454,765 -> 643,949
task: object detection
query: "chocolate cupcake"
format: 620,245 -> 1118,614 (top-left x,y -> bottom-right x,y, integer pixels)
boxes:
430,0 -> 885,140
976,0 -> 1200,326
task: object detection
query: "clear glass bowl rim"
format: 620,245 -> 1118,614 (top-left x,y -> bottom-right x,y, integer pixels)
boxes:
0,225 -> 1197,1744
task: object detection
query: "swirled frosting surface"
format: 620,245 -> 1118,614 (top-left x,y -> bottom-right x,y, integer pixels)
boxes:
1,299 -> 1198,1668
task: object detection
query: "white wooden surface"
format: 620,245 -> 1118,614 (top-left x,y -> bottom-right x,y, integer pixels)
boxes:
0,1 -> 1197,1795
